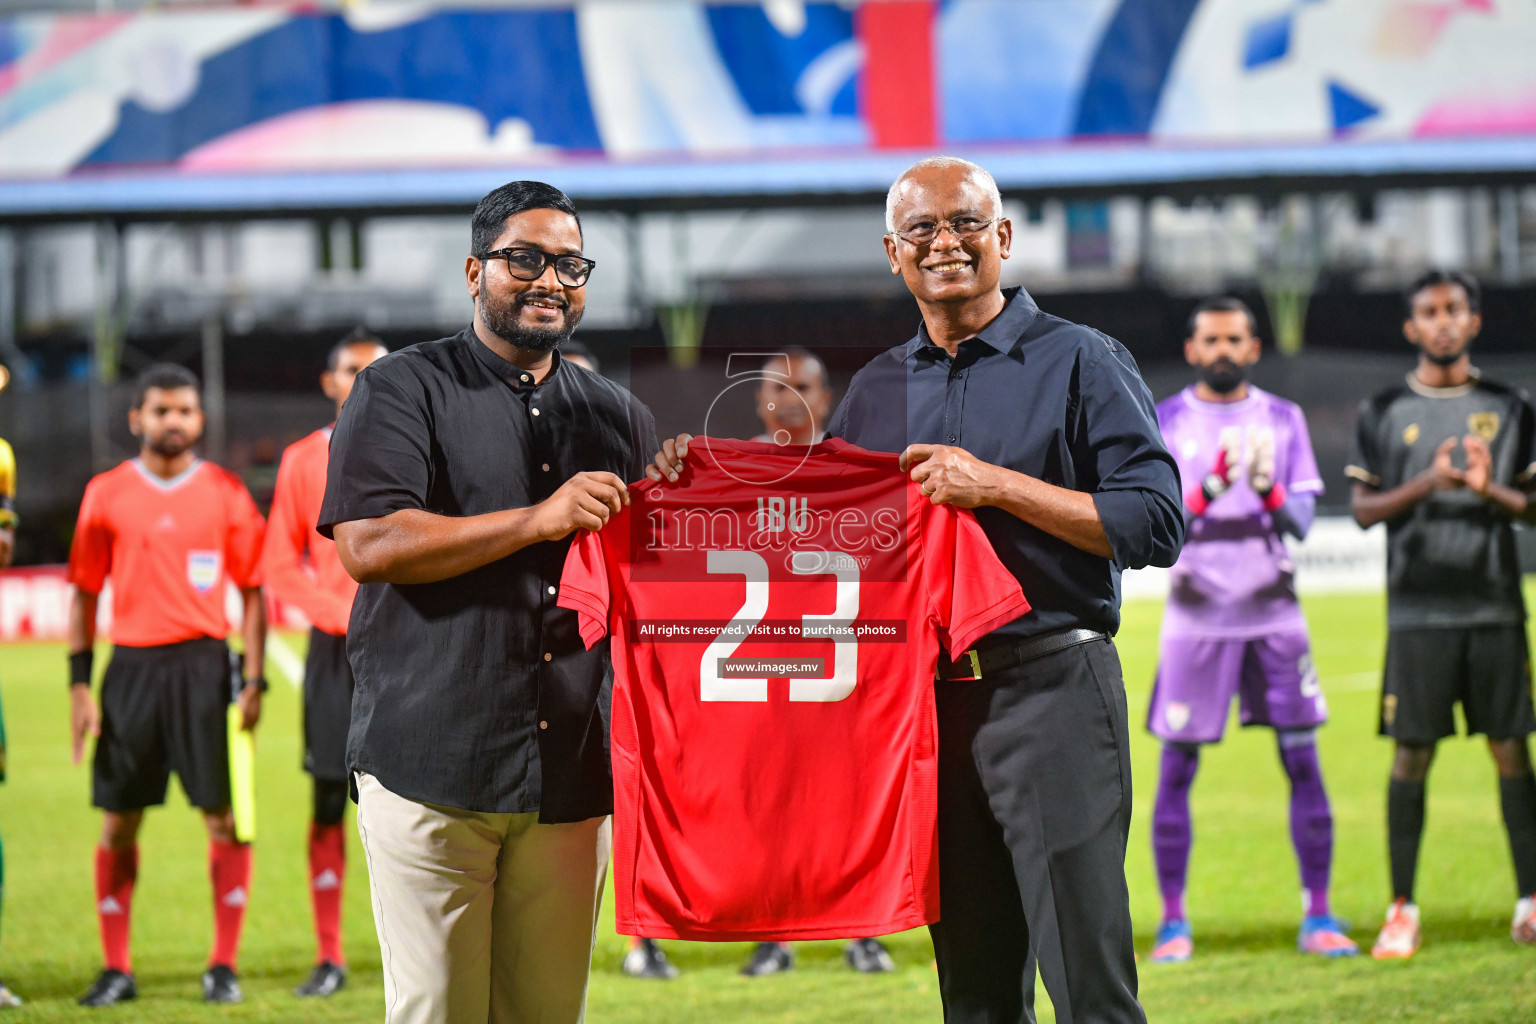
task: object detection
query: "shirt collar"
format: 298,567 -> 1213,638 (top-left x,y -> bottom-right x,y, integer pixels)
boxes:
463,325 -> 565,388
907,286 -> 1039,360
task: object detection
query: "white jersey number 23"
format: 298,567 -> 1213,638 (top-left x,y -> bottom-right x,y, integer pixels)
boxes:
699,550 -> 859,703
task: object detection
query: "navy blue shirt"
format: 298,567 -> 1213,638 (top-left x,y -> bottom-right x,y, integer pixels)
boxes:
826,288 -> 1183,644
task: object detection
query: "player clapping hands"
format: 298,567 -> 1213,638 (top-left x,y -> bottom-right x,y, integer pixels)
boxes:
1426,433 -> 1493,495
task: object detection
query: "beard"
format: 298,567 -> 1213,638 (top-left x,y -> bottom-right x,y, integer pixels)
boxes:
481,288 -> 584,353
145,431 -> 192,458
1198,358 -> 1246,395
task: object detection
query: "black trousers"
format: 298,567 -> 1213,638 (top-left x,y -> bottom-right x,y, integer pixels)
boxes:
929,636 -> 1144,1024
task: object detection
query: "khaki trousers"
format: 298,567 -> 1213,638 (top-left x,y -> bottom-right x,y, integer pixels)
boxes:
355,772 -> 610,1024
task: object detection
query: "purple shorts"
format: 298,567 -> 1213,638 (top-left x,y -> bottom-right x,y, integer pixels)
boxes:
1148,631 -> 1327,744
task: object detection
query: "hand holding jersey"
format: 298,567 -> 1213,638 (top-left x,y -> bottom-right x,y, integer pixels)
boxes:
532,471 -> 630,539
901,443 -> 997,507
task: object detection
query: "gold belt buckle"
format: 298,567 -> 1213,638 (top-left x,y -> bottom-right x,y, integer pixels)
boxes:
966,649 -> 982,680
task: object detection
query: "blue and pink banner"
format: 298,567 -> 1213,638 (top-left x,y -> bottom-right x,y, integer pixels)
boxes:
0,0 -> 1532,214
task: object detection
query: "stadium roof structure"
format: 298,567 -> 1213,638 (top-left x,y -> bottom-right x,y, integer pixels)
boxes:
2,136 -> 1534,224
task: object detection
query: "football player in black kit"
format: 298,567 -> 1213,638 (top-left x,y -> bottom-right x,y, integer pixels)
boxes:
1348,270 -> 1536,958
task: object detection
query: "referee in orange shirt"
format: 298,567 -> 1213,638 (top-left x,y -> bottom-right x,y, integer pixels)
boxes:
260,329 -> 386,998
66,364 -> 268,1007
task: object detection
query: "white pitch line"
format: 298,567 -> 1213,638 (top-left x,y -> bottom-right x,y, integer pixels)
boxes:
265,635 -> 305,689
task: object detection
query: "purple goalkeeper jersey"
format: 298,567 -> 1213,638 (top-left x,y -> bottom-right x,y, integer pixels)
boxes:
1157,386 -> 1324,639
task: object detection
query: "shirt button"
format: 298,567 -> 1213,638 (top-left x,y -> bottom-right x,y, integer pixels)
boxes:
539,720 -> 548,730
947,434 -> 958,443
520,373 -> 531,383
547,585 -> 557,596
541,463 -> 550,472
531,408 -> 540,417
543,652 -> 552,662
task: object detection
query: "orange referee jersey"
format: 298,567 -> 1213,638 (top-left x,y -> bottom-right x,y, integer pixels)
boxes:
68,459 -> 266,648
260,426 -> 357,637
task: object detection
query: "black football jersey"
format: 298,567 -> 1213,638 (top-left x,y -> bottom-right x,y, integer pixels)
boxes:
1348,373 -> 1536,629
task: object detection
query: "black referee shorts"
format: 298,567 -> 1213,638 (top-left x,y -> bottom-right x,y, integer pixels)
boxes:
93,638 -> 232,812
1381,625 -> 1536,743
303,627 -> 355,781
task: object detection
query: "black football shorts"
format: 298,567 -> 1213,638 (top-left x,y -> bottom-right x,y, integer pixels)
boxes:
1380,625 -> 1536,743
93,638 -> 232,811
302,627 -> 355,782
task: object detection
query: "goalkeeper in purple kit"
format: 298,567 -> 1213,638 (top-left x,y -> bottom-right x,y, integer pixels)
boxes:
1146,299 -> 1357,962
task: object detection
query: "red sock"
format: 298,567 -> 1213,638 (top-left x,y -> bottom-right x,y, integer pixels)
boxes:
308,823 -> 346,966
94,846 -> 137,974
208,840 -> 252,969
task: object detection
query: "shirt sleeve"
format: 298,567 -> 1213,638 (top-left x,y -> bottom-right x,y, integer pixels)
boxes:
261,446 -> 343,632
224,478 -> 267,590
318,369 -> 431,538
918,490 -> 1031,656
1285,405 -> 1325,496
1345,398 -> 1384,488
824,393 -> 848,441
67,479 -> 112,594
1514,397 -> 1536,488
557,527 -> 613,650
1081,343 -> 1185,570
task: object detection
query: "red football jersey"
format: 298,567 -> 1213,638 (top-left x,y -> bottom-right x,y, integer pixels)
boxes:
68,459 -> 266,647
557,437 -> 1029,940
261,427 -> 357,636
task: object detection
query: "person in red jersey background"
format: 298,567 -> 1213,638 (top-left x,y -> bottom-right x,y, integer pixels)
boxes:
261,329 -> 386,998
66,364 -> 267,1008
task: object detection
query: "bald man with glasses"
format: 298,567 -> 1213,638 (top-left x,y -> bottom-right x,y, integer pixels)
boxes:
654,157 -> 1182,1024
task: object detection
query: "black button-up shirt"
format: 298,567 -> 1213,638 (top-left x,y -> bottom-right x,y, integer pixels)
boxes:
318,327 -> 657,818
826,288 -> 1183,643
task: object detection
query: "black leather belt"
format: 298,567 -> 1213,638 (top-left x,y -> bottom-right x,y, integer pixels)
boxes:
936,627 -> 1108,681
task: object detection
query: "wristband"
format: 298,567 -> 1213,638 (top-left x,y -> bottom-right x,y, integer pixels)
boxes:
1262,481 -> 1288,512
69,649 -> 94,688
241,676 -> 270,694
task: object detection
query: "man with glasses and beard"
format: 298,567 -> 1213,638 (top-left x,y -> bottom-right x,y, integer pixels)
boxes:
319,181 -> 656,1024
1348,270 -> 1536,959
1146,298 -> 1354,965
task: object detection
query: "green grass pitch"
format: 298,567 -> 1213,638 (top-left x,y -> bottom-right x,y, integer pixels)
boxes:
2,591 -> 1535,1022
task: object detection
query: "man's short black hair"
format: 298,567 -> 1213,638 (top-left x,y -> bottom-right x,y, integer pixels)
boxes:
471,181 -> 581,257
1405,269 -> 1481,316
327,326 -> 386,371
1187,297 -> 1259,338
132,363 -> 200,409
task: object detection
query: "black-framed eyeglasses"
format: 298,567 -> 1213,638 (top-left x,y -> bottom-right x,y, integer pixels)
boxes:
887,216 -> 998,247
478,247 -> 596,287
